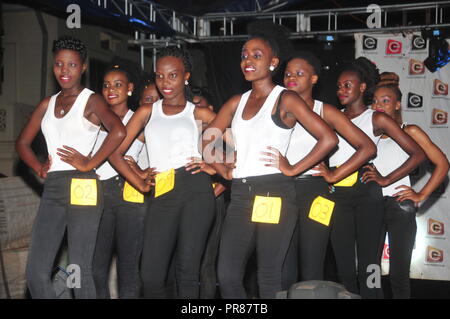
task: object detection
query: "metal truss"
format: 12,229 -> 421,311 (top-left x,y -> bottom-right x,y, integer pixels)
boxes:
90,1 -> 450,69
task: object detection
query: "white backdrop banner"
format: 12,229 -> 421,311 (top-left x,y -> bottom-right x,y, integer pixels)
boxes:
355,32 -> 450,280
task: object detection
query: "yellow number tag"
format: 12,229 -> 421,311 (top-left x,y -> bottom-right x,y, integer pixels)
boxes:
251,196 -> 282,224
308,196 -> 335,226
70,178 -> 97,206
155,168 -> 175,198
333,171 -> 358,187
123,181 -> 144,203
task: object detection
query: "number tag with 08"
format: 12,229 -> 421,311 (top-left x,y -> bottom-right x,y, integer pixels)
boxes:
155,168 -> 175,198
123,181 -> 144,203
308,196 -> 335,226
70,178 -> 97,206
251,195 -> 282,224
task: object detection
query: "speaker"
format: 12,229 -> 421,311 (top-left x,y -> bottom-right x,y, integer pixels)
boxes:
276,280 -> 361,299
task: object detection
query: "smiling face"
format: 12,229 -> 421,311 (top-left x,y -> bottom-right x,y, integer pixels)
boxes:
336,71 -> 366,106
140,83 -> 160,105
372,86 -> 401,119
102,70 -> 133,107
155,56 -> 190,100
240,37 -> 279,82
53,49 -> 86,89
284,58 -> 318,96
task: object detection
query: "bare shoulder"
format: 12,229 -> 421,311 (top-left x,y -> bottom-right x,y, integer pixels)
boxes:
404,123 -> 424,136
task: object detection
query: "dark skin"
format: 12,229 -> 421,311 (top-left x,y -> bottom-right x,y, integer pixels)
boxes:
109,55 -> 216,193
368,86 -> 449,205
101,70 -> 151,179
15,49 -> 126,178
283,58 -> 376,183
326,70 -> 426,187
203,38 -> 338,180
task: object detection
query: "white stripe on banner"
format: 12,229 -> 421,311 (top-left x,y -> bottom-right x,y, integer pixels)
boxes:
355,33 -> 450,280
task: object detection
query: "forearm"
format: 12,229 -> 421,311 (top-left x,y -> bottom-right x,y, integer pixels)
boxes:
331,145 -> 375,183
15,143 -> 43,175
290,138 -> 337,176
109,152 -> 145,191
384,153 -> 425,186
87,128 -> 126,171
417,160 -> 450,200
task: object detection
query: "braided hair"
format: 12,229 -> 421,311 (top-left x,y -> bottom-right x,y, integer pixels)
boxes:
53,35 -> 87,62
340,57 -> 380,105
156,46 -> 193,74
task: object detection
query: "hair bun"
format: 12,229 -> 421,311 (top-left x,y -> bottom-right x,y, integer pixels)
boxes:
378,72 -> 400,87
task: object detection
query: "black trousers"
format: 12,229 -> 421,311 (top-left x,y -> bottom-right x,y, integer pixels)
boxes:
217,174 -> 298,299
92,175 -> 147,299
140,168 -> 215,299
329,169 -> 384,299
26,170 -> 103,299
382,197 -> 417,299
283,175 -> 332,287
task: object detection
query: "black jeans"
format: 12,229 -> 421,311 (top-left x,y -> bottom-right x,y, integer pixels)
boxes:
329,168 -> 384,299
283,176 -> 332,286
199,193 -> 227,299
26,170 -> 103,299
140,169 -> 215,299
92,175 -> 147,299
382,196 -> 417,299
217,174 -> 298,299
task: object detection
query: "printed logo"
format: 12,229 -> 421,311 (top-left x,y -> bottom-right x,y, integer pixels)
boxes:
409,59 -> 425,75
407,92 -> 423,108
426,245 -> 444,263
411,35 -> 426,50
432,108 -> 448,125
383,244 -> 390,260
433,79 -> 448,96
428,218 -> 445,236
363,35 -> 378,50
386,39 -> 402,54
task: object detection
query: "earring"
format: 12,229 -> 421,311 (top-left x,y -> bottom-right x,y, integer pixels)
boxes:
185,80 -> 189,85
269,65 -> 275,71
127,91 -> 132,96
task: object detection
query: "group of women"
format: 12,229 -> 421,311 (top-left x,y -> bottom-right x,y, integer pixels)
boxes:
15,30 -> 448,300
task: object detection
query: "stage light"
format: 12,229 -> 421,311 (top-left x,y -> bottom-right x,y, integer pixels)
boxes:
423,38 -> 450,73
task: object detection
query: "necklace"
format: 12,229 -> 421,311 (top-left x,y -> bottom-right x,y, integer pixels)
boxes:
60,108 -> 65,115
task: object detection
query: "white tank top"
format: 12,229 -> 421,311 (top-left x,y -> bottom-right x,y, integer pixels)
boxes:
373,130 -> 411,197
329,108 -> 380,167
144,99 -> 201,172
286,100 -> 323,175
93,110 -> 145,180
41,88 -> 100,172
232,85 -> 294,178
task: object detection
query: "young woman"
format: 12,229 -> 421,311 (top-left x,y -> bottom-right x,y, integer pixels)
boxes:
363,73 -> 449,298
315,57 -> 425,298
91,65 -> 147,299
15,36 -> 126,299
282,52 -> 377,283
139,77 -> 160,106
203,31 -> 338,299
108,46 -> 217,299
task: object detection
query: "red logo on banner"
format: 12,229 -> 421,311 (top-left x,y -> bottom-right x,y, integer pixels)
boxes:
409,59 -> 425,75
434,79 -> 449,96
383,244 -> 390,260
428,218 -> 445,236
386,39 -> 402,54
426,246 -> 444,263
432,108 -> 448,125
